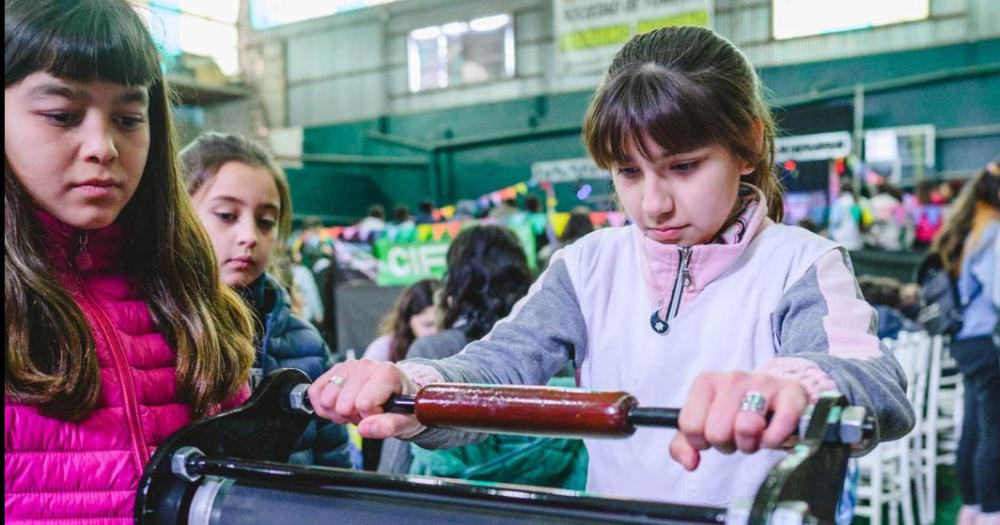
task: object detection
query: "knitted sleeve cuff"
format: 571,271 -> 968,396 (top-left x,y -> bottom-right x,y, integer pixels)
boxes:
397,362 -> 444,391
757,357 -> 839,402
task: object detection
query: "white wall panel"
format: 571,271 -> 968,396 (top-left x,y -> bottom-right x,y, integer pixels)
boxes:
288,72 -> 384,125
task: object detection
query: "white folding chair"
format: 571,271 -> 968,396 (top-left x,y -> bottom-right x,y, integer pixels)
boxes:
855,333 -> 922,525
915,334 -> 964,524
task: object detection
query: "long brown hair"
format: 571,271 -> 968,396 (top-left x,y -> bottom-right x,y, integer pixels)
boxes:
5,0 -> 255,421
377,279 -> 439,362
583,26 -> 783,221
930,160 -> 1000,277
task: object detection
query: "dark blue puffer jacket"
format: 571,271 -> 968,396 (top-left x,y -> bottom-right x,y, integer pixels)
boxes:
244,274 -> 352,468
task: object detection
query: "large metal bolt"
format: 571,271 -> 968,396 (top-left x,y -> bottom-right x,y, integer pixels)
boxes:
289,383 -> 313,414
171,446 -> 205,482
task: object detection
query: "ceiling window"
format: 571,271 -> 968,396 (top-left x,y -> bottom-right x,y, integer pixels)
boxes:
139,1 -> 241,76
772,0 -> 929,40
250,0 -> 404,30
407,14 -> 515,93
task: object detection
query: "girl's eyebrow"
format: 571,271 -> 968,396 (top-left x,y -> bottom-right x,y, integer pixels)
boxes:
28,82 -> 84,101
27,82 -> 148,105
115,89 -> 149,105
210,195 -> 279,212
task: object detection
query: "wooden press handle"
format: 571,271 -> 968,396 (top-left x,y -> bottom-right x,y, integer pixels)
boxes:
387,383 -> 643,438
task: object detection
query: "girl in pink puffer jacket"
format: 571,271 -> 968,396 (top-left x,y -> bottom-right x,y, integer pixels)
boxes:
4,1 -> 256,523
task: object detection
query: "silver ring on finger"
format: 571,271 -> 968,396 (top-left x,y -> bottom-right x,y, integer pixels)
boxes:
738,390 -> 767,417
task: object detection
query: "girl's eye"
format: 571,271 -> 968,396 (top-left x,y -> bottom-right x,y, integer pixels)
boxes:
214,212 -> 237,222
615,167 -> 640,178
42,112 -> 81,127
116,115 -> 146,130
257,218 -> 277,231
671,161 -> 700,173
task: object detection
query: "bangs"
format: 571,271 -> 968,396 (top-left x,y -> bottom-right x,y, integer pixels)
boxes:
585,64 -> 734,168
6,1 -> 161,88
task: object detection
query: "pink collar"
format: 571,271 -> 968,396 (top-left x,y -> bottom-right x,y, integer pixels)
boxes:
637,184 -> 772,305
36,210 -> 125,274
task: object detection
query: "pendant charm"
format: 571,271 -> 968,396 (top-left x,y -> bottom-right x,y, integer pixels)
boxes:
75,252 -> 92,271
650,311 -> 669,334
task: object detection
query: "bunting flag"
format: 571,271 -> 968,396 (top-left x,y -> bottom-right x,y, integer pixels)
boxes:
446,221 -> 463,239
416,224 -> 433,242
589,211 -> 609,227
431,223 -> 449,241
439,205 -> 456,220
551,212 -> 570,239
515,182 -> 528,195
499,187 -> 517,201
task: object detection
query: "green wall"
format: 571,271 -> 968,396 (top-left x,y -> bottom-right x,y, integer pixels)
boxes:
288,39 -> 1000,223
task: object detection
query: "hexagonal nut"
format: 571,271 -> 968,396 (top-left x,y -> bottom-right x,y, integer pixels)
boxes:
289,383 -> 313,414
171,446 -> 205,483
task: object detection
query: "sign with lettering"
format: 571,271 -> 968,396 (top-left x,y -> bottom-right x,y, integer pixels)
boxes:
775,131 -> 853,162
376,241 -> 450,286
554,0 -> 712,75
374,222 -> 537,287
530,157 -> 610,185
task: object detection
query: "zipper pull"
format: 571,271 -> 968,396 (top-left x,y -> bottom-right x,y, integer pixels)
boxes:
75,232 -> 92,271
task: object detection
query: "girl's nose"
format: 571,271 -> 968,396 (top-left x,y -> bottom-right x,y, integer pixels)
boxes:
80,119 -> 118,165
237,222 -> 259,248
642,176 -> 673,218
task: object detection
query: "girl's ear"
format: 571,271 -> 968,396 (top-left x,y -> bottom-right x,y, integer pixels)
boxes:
740,119 -> 765,176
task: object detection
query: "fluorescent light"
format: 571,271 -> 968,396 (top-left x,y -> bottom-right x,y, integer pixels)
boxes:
410,25 -> 441,40
470,14 -> 508,32
442,22 -> 468,36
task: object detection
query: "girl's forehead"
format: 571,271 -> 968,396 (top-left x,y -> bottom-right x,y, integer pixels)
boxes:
17,71 -> 149,102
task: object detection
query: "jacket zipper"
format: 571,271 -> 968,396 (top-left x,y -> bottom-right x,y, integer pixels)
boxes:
665,246 -> 693,324
72,264 -> 150,473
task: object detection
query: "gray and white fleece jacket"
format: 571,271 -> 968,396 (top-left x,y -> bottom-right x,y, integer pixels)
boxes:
399,186 -> 913,506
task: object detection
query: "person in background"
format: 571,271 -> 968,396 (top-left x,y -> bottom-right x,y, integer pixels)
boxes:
414,200 -> 437,224
829,177 -> 865,251
4,2 -> 255,522
357,204 -> 387,239
181,132 -> 352,468
291,249 -> 325,325
866,181 -> 912,251
357,278 -> 439,469
929,159 -> 1000,525
393,204 -> 413,227
857,276 -> 921,339
309,26 -> 911,507
364,279 -> 441,363
488,198 -> 520,220
376,225 -> 587,487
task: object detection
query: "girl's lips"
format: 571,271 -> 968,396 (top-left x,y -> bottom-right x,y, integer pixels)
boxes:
647,226 -> 684,242
228,258 -> 254,270
73,184 -> 119,198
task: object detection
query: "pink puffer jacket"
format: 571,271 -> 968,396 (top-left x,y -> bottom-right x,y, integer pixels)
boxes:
4,213 -> 249,525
